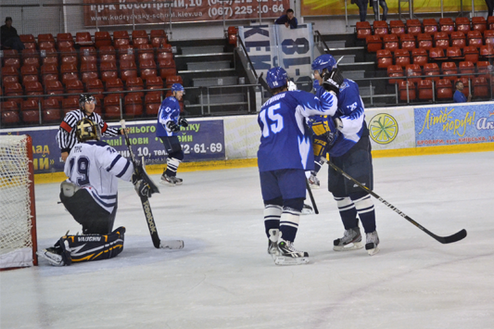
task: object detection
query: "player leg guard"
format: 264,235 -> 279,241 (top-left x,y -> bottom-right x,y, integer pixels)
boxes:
278,208 -> 301,243
333,196 -> 363,251
334,196 -> 359,229
351,193 -> 376,233
264,204 -> 282,255
162,157 -> 183,185
62,227 -> 126,264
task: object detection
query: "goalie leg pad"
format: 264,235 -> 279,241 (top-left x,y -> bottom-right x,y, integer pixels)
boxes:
63,227 -> 126,264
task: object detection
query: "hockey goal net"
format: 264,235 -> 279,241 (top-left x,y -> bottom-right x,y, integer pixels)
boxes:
0,135 -> 37,269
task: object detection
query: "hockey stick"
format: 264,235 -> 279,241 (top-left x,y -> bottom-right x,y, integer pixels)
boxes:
120,120 -> 184,250
328,161 -> 467,244
305,179 -> 319,214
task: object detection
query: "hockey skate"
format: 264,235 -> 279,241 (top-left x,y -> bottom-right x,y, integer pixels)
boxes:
267,229 -> 279,256
37,240 -> 72,266
160,174 -> 183,186
308,173 -> 320,189
365,231 -> 380,256
333,227 -> 364,251
301,203 -> 314,215
274,239 -> 309,265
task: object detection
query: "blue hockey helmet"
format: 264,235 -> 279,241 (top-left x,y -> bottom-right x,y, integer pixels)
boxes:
266,67 -> 288,89
311,54 -> 337,74
171,83 -> 184,92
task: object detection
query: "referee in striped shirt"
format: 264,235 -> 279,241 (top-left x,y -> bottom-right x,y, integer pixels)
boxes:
56,94 -> 125,162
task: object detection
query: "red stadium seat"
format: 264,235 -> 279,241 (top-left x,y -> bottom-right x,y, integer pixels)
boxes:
132,30 -> 149,46
458,61 -> 475,79
439,18 -> 454,34
366,35 -> 382,52
450,31 -> 466,48
433,32 -> 450,49
441,61 -> 458,79
406,19 -> 422,35
120,60 -> 138,82
24,81 -> 43,99
455,17 -> 471,33
376,49 -> 393,69
144,91 -> 162,116
472,16 -> 487,33
103,94 -> 122,119
76,32 -> 93,47
20,64 -> 38,83
389,20 -> 405,36
150,29 -> 167,48
398,80 -> 416,101
62,96 -> 79,115
463,46 -> 480,63
373,20 -> 389,35
65,79 -> 84,94
476,61 -> 492,79
124,93 -> 143,118
387,65 -> 404,84
105,77 -> 124,97
480,45 -> 494,59
0,100 -> 20,125
19,34 -> 36,50
42,97 -> 61,123
467,30 -> 483,46
95,31 -> 112,48
405,64 -> 422,83
436,79 -> 453,99
383,34 -> 399,52
45,80 -> 65,103
100,61 -> 119,82
126,76 -> 145,98
394,49 -> 411,67
4,82 -> 23,104
400,34 -> 416,51
423,63 -> 441,81
446,46 -> 464,60
429,47 -> 447,61
472,76 -> 490,98
484,30 -> 494,47
417,79 -> 434,101
146,75 -> 164,91
411,48 -> 428,66
21,99 -> 40,124
423,18 -> 438,34
85,78 -> 105,94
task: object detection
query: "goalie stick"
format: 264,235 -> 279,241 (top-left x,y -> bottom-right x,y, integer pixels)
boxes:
328,161 -> 467,244
120,120 -> 184,250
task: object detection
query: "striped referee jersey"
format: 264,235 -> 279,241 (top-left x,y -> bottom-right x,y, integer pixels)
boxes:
56,109 -> 120,154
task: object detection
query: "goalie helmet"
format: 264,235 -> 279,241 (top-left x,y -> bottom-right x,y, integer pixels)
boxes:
311,54 -> 337,75
76,118 -> 101,142
266,67 -> 288,89
79,94 -> 97,108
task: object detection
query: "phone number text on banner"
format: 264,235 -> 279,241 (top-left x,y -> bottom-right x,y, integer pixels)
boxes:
83,0 -> 289,26
414,104 -> 494,147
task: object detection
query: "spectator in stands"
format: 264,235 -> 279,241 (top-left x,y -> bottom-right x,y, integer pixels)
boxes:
275,9 -> 298,29
370,0 -> 388,21
0,17 -> 24,51
453,81 -> 471,103
353,0 -> 369,22
486,0 -> 494,17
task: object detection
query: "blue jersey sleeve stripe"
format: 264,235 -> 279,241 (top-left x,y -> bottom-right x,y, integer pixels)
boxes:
107,154 -> 122,172
115,160 -> 132,178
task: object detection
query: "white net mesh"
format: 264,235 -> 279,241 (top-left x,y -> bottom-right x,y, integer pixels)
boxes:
0,135 -> 35,269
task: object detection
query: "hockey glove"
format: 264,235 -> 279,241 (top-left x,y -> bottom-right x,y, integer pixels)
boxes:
134,179 -> 152,198
322,68 -> 344,94
166,120 -> 181,132
178,117 -> 189,127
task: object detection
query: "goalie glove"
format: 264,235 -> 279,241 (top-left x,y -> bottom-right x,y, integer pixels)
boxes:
134,179 -> 152,198
166,120 -> 180,132
178,117 -> 189,127
322,68 -> 344,94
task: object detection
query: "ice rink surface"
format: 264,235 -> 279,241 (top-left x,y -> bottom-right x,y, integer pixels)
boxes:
1,151 -> 494,329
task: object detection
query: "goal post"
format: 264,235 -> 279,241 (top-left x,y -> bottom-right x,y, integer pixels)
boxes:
0,135 -> 38,269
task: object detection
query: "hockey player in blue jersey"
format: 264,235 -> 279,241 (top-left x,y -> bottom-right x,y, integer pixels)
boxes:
258,66 -> 340,265
37,118 -> 154,266
156,83 -> 189,186
311,54 -> 380,255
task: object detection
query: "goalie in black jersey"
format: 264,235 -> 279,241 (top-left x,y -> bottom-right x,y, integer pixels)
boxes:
38,118 -> 155,266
